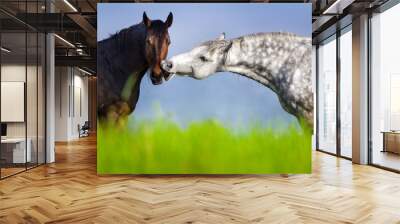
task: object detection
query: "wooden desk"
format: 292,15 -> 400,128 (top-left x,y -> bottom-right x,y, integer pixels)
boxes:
381,131 -> 400,154
1,138 -> 31,163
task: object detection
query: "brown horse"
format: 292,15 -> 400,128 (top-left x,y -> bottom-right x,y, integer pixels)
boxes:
98,12 -> 173,125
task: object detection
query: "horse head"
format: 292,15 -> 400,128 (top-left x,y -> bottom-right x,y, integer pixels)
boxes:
161,33 -> 231,80
143,12 -> 174,85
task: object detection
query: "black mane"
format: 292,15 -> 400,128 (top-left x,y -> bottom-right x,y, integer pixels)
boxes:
97,22 -> 148,119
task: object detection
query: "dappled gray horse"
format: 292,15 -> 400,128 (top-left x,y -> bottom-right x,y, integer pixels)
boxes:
162,32 -> 313,129
98,12 -> 173,125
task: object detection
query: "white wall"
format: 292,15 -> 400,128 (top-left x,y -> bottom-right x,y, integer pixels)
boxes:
71,73 -> 89,138
1,63 -> 46,164
1,82 -> 25,122
55,67 -> 89,141
55,66 -> 69,141
1,65 -> 26,134
1,65 -> 39,138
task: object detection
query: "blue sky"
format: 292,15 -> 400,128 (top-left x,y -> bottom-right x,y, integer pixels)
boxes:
98,3 -> 311,127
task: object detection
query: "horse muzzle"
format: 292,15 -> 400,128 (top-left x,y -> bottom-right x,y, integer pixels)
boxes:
150,74 -> 163,85
161,60 -> 173,73
160,60 -> 175,81
150,70 -> 174,85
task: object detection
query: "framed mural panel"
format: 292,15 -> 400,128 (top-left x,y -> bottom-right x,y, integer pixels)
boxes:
97,3 -> 312,174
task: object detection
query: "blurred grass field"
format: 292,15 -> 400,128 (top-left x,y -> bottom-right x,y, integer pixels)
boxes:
97,118 -> 311,174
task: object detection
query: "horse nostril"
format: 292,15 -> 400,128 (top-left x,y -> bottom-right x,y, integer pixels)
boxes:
167,61 -> 173,69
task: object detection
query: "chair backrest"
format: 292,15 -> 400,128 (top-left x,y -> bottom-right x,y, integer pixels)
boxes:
82,121 -> 90,129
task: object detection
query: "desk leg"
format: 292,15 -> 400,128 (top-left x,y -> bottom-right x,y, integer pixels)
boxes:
382,133 -> 386,153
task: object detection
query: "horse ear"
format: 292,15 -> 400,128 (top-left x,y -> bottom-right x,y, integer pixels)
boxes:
143,12 -> 151,28
217,32 -> 225,41
165,12 -> 173,28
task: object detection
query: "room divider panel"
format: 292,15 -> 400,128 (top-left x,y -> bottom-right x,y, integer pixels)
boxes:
0,0 -> 47,179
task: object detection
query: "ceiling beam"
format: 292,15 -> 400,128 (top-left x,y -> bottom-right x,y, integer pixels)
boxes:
55,55 -> 96,71
312,15 -> 335,33
322,0 -> 356,14
67,13 -> 97,46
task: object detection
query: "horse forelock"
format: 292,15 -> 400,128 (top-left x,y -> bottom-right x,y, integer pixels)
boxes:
147,20 -> 169,32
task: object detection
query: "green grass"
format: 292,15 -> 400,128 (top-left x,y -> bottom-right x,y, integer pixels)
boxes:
97,118 -> 311,174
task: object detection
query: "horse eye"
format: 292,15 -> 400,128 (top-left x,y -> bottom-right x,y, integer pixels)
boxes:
199,56 -> 207,62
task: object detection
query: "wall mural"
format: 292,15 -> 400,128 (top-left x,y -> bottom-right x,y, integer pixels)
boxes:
97,3 -> 313,174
